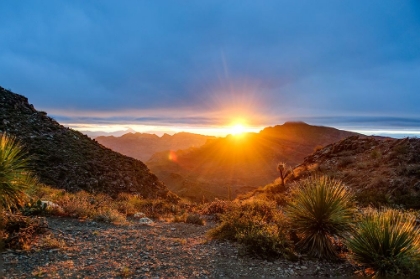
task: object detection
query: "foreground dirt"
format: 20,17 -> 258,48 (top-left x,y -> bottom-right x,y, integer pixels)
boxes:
3,217 -> 359,278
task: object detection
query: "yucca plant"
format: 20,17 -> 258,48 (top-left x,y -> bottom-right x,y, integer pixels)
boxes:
285,176 -> 355,259
0,133 -> 37,211
347,208 -> 420,277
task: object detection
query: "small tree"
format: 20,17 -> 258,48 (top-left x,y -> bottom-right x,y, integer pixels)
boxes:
277,162 -> 290,191
0,134 -> 37,211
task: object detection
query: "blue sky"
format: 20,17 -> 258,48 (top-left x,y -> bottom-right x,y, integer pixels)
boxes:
1,1 -> 420,137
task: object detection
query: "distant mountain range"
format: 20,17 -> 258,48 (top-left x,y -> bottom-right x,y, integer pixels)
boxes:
146,122 -> 360,201
0,86 -> 169,198
96,132 -> 215,162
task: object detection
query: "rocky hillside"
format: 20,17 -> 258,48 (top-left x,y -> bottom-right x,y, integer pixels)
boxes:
290,135 -> 420,208
0,86 -> 169,198
96,132 -> 214,161
147,122 -> 359,201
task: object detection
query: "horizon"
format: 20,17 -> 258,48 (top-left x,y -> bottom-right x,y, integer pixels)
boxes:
1,1 -> 419,137
70,121 -> 420,139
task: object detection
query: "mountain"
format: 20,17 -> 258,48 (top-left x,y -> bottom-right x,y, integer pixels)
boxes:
289,135 -> 420,208
147,122 -> 360,201
96,132 -> 215,161
0,86 -> 169,198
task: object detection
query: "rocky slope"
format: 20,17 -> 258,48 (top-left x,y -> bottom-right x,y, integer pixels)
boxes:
0,86 -> 169,198
290,135 -> 420,208
147,122 -> 359,201
96,132 -> 214,162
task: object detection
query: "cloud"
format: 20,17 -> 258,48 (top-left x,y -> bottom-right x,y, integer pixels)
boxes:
1,0 -> 420,133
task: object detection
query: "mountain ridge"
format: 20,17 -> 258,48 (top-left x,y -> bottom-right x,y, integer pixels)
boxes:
96,131 -> 215,162
288,135 -> 420,208
0,86 -> 169,198
147,122 -> 360,200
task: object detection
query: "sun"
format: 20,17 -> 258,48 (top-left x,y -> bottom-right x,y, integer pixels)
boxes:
231,123 -> 245,135
228,118 -> 249,136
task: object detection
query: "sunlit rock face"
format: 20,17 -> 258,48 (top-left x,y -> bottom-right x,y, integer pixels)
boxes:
0,86 -> 169,198
291,135 -> 420,208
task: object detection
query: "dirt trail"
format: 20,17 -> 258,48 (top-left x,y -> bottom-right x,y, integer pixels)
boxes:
3,217 -> 357,278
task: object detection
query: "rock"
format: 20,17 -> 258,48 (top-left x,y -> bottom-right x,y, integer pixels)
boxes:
133,212 -> 146,219
139,218 -> 153,225
41,200 -> 64,213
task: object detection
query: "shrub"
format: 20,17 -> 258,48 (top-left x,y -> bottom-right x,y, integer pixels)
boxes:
115,193 -> 144,216
285,176 -> 355,259
93,208 -> 126,224
370,149 -> 382,160
172,212 -> 205,225
21,199 -> 48,216
185,213 -> 204,225
0,134 -> 38,211
133,198 -> 178,219
1,213 -> 47,250
337,156 -> 353,168
347,208 -> 420,277
209,200 -> 293,259
201,199 -> 234,219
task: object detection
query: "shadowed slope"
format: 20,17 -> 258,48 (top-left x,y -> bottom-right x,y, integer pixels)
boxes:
0,86 -> 169,198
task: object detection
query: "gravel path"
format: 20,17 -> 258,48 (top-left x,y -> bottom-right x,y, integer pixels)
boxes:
2,217 -> 358,278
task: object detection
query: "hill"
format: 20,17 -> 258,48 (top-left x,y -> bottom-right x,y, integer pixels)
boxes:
147,122 -> 359,201
0,86 -> 169,198
96,132 -> 214,161
289,135 -> 420,208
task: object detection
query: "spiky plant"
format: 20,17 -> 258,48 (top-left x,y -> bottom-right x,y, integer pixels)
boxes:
0,133 -> 37,211
347,209 -> 420,277
285,176 -> 355,259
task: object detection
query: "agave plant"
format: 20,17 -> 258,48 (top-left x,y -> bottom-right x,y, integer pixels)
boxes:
0,133 -> 37,211
285,175 -> 355,259
347,208 -> 420,277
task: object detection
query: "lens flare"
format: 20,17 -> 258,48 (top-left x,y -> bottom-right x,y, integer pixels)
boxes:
168,150 -> 178,162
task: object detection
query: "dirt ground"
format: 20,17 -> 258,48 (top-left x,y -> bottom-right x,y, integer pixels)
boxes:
2,216 -> 360,278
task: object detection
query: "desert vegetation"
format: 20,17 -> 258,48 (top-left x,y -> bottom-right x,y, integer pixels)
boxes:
0,134 -> 37,211
347,208 -> 420,277
2,128 -> 420,277
208,174 -> 420,277
0,133 -> 192,252
286,176 -> 355,260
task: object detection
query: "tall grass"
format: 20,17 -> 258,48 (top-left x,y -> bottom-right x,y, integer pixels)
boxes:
285,176 -> 355,259
347,208 -> 420,277
0,134 -> 37,211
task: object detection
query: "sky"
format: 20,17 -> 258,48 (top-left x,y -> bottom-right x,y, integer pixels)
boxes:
1,1 -> 420,137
